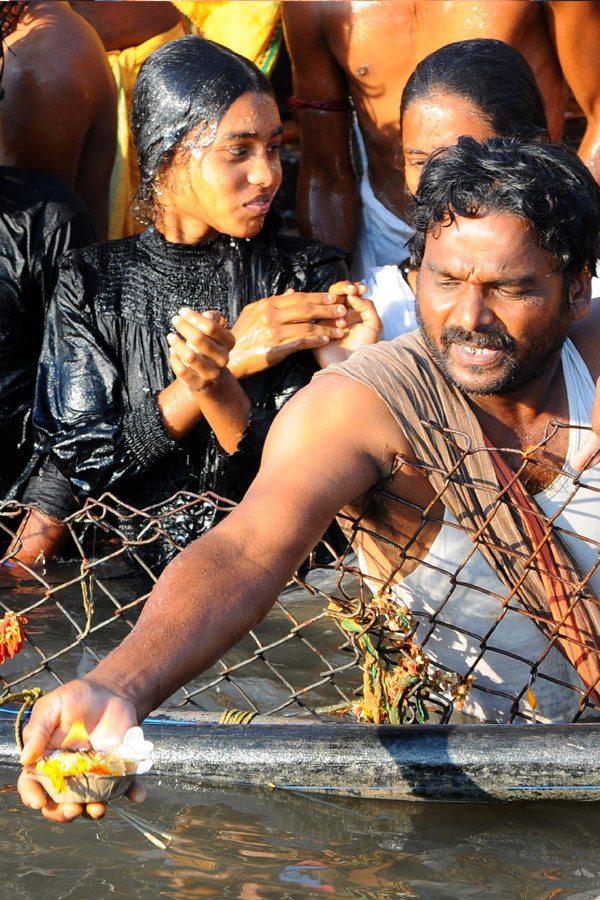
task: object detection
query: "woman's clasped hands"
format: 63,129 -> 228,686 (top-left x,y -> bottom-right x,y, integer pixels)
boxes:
167,282 -> 383,389
163,307 -> 248,456
168,308 -> 235,392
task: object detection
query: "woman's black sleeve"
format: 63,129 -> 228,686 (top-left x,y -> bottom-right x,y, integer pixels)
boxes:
33,256 -> 176,500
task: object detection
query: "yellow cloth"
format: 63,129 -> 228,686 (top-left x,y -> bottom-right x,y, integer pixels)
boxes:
173,1 -> 282,75
107,21 -> 188,240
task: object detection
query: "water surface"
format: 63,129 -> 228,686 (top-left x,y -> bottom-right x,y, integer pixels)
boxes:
1,553 -> 599,897
3,773 -> 600,899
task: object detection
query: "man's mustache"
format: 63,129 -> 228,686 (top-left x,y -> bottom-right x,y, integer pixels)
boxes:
440,326 -> 515,354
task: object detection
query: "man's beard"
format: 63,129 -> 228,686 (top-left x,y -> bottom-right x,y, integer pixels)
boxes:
415,298 -> 569,397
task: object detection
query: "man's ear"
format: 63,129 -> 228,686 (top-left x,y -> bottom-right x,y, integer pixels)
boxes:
568,269 -> 592,321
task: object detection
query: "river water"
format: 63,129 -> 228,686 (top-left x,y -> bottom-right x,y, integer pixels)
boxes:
2,772 -> 600,898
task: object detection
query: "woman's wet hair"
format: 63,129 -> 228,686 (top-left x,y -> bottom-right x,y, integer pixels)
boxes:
131,35 -> 275,223
400,38 -> 549,141
409,137 -> 600,279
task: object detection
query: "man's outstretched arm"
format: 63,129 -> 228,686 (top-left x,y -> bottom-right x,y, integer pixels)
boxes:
18,375 -> 400,819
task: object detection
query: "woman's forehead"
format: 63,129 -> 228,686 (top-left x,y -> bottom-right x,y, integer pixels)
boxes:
403,93 -> 495,144
215,92 -> 280,136
181,92 -> 280,153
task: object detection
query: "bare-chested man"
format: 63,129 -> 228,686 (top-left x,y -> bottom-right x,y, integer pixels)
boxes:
284,0 -> 600,276
0,2 -> 117,238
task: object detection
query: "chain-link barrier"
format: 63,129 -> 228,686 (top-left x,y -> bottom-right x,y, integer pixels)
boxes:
1,424 -> 599,727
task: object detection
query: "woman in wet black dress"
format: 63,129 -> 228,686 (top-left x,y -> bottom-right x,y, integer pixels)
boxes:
14,37 -> 377,570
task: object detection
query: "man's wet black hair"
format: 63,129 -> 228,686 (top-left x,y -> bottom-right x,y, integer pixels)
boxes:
400,38 -> 548,141
131,35 -> 275,222
409,136 -> 600,278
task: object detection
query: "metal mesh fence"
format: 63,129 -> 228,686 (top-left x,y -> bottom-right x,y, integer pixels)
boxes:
1,423 -> 599,727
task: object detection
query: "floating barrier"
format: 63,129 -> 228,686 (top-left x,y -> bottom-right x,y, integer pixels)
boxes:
2,711 -> 600,802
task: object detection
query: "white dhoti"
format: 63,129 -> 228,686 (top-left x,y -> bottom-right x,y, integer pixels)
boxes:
351,171 -> 413,281
364,263 -> 417,342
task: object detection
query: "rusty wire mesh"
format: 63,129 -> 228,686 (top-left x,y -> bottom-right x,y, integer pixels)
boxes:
0,421 -> 599,726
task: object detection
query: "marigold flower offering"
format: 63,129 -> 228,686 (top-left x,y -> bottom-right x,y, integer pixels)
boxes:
33,726 -> 153,803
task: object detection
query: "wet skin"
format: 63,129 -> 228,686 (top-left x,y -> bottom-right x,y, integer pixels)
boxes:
401,94 -> 498,197
158,92 -> 284,244
284,0 -> 600,252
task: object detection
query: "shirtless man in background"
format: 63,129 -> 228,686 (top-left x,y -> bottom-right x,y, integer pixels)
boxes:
284,1 -> 600,275
0,1 -> 117,238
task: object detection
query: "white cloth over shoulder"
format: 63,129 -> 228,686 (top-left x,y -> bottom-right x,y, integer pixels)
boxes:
351,172 -> 413,281
364,263 -> 416,341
